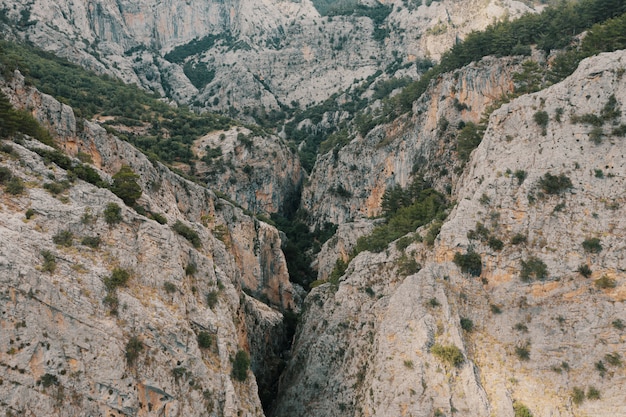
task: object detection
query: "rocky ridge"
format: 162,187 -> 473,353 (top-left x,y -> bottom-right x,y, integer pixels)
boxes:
273,50 -> 626,417
0,72 -> 297,416
0,0 -> 534,115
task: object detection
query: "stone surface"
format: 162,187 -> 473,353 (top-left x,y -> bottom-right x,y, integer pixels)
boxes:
0,0 -> 534,115
274,50 -> 626,417
0,77 -> 297,416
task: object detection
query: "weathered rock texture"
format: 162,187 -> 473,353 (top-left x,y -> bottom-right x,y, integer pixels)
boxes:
0,0 -> 534,114
0,75 -> 297,416
274,50 -> 626,417
193,126 -> 303,215
303,56 -> 524,226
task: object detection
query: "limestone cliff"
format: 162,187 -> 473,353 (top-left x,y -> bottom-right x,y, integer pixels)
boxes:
302,56 -> 524,226
0,0 -> 534,115
0,74 -> 297,416
274,50 -> 626,417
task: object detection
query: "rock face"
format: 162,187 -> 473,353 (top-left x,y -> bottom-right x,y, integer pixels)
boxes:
273,50 -> 626,417
0,76 -> 297,416
0,0 -> 534,114
302,56 -> 524,226
193,126 -> 303,215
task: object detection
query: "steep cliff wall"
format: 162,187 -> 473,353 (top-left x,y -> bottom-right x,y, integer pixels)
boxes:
302,56 -> 524,226
0,74 -> 297,416
0,0 -> 534,113
274,50 -> 626,417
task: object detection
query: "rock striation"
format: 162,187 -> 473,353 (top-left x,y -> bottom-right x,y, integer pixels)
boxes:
0,0 -> 534,115
274,50 -> 626,417
0,73 -> 297,416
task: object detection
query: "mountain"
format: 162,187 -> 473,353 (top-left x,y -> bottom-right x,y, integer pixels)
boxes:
0,0 -> 534,116
1,0 -> 626,416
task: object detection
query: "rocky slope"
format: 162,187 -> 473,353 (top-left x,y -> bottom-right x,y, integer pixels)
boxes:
302,55 -> 525,226
0,0 -> 534,115
273,50 -> 626,417
0,72 -> 297,416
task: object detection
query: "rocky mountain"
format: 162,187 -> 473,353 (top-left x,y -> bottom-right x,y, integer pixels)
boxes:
0,0 -> 534,116
1,0 -> 626,416
0,71 -> 298,416
273,49 -> 626,417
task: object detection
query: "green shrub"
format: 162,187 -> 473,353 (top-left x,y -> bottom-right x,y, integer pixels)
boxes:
612,319 -> 625,330
428,298 -> 440,308
604,352 -> 622,367
533,110 -> 549,135
125,335 -> 143,365
431,344 -> 464,367
52,230 -> 74,247
587,386 -> 601,400
104,203 -> 122,225
582,237 -> 602,253
520,256 -> 548,282
41,250 -> 56,273
513,170 -> 527,185
197,331 -> 212,349
595,275 -> 616,289
510,233 -> 527,245
538,172 -> 572,195
39,373 -> 59,388
0,166 -> 13,184
595,360 -> 607,376
43,180 -> 70,195
206,291 -> 219,308
515,343 -> 530,361
185,262 -> 197,276
232,350 -> 250,381
513,401 -> 533,417
6,177 -> 24,194
163,281 -> 177,294
103,268 -> 130,291
460,317 -> 474,332
577,264 -> 592,278
514,322 -> 529,332
490,304 -> 502,314
111,165 -> 142,206
25,208 -> 35,219
397,254 -> 421,276
488,236 -> 504,251
453,250 -> 482,276
81,236 -> 101,248
150,212 -> 167,224
572,387 -> 585,405
173,220 -> 202,248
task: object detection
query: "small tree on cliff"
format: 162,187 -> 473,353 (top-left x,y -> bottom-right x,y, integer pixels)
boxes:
111,165 -> 142,206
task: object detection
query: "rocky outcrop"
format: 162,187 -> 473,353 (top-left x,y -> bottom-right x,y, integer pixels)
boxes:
274,50 -> 626,417
0,75 -> 298,416
0,0 -> 534,115
302,56 -> 524,226
193,126 -> 303,215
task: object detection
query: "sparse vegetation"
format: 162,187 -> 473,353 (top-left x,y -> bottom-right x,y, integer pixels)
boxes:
52,230 -> 74,247
453,250 -> 482,276
582,237 -> 602,253
103,268 -> 131,291
81,236 -> 101,249
612,319 -> 625,330
595,275 -> 616,289
431,344 -> 464,367
538,172 -> 572,195
515,342 -> 531,361
163,282 -> 177,294
41,250 -> 56,273
533,110 -> 549,135
587,386 -> 601,400
513,401 -> 533,417
572,387 -> 585,405
104,203 -> 122,225
206,291 -> 219,308
510,233 -> 527,245
197,331 -> 212,349
173,220 -> 202,248
520,256 -> 548,282
460,317 -> 474,332
125,336 -> 143,365
232,350 -> 250,381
